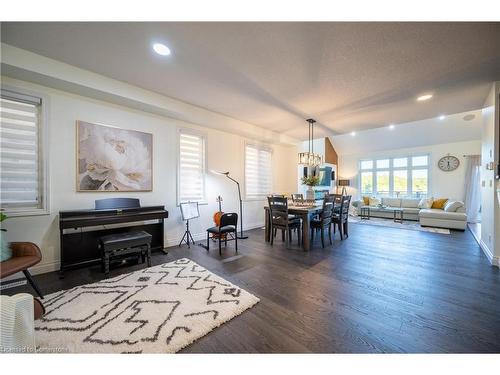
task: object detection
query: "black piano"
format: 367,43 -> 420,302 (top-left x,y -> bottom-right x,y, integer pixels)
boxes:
59,198 -> 168,276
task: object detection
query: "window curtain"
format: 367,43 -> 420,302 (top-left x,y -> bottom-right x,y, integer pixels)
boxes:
464,155 -> 481,223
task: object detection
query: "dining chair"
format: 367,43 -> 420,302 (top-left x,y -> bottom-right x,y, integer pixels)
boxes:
332,195 -> 351,240
206,213 -> 238,255
310,195 -> 335,248
267,196 -> 302,249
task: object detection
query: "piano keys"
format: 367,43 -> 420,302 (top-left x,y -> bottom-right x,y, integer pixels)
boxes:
59,198 -> 168,276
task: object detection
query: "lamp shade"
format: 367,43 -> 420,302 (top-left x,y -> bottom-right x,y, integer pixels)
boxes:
338,179 -> 350,187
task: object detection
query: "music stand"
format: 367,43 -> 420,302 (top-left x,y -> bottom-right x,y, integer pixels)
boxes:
179,201 -> 200,248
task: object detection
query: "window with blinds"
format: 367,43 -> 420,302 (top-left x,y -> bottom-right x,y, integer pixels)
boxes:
0,90 -> 44,212
178,131 -> 206,203
245,144 -> 272,199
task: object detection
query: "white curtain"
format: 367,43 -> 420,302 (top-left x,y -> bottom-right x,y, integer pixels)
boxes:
464,155 -> 481,223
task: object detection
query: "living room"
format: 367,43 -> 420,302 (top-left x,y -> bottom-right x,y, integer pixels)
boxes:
1,2 -> 500,374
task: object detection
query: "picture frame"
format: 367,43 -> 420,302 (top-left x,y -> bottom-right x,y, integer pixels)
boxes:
76,121 -> 153,192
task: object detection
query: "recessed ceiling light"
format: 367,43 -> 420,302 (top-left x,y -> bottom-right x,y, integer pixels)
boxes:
389,124 -> 395,129
417,94 -> 433,102
351,131 -> 356,136
463,114 -> 476,121
438,115 -> 446,120
152,43 -> 171,56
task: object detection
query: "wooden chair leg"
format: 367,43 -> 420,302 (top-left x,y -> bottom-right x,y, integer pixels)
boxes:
206,232 -> 210,251
344,220 -> 349,238
235,231 -> 238,252
270,224 -> 274,245
320,227 -> 325,248
329,224 -> 333,245
218,235 -> 222,255
282,229 -> 285,242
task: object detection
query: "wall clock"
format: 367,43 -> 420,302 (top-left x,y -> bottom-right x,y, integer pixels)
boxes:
438,154 -> 460,172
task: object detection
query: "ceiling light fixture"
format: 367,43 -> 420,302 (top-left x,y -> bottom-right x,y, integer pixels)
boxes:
417,94 -> 433,102
298,119 -> 323,167
389,124 -> 395,129
152,42 -> 171,56
351,131 -> 356,136
438,115 -> 446,120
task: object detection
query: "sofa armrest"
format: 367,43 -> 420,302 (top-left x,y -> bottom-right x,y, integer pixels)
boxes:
351,200 -> 363,208
9,242 -> 42,260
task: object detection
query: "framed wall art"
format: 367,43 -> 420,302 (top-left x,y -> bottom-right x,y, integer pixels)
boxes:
76,121 -> 153,192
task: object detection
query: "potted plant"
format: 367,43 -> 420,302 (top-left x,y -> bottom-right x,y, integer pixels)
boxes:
301,175 -> 320,200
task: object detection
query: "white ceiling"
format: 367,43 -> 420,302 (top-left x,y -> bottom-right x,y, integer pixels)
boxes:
331,109 -> 482,156
1,22 -> 499,140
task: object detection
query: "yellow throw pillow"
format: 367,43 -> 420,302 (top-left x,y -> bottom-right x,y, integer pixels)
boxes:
362,196 -> 370,205
431,198 -> 448,209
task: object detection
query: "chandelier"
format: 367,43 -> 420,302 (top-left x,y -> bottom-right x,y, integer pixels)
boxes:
298,118 -> 323,167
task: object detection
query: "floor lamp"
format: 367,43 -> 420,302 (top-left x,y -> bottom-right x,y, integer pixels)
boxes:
337,179 -> 350,195
211,171 -> 248,239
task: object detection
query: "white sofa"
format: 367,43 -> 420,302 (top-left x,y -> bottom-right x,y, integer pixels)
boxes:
352,197 -> 467,230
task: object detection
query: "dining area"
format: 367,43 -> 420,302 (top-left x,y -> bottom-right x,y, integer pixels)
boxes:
264,193 -> 352,251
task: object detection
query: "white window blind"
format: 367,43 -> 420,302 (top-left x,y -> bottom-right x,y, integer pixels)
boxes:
245,144 -> 272,199
178,131 -> 206,202
0,91 -> 43,211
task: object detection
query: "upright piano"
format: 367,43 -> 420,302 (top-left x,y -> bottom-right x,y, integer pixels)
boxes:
59,198 -> 168,276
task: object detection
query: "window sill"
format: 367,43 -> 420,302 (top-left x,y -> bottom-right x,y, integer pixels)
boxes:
175,201 -> 208,207
1,208 -> 50,218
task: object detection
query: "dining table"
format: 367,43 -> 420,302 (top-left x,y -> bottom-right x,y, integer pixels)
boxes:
264,204 -> 323,251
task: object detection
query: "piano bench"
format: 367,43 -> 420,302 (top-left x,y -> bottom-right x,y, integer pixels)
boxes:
99,231 -> 152,277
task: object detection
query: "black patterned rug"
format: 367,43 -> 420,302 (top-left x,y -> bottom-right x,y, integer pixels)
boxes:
35,258 -> 260,353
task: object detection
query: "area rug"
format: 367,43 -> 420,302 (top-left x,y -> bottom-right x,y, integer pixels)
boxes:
349,216 -> 451,234
35,258 -> 260,353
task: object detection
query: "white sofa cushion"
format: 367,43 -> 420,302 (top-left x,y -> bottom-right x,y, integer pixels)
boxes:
419,208 -> 467,221
401,199 -> 420,208
382,198 -> 401,207
444,200 -> 464,212
418,197 -> 433,209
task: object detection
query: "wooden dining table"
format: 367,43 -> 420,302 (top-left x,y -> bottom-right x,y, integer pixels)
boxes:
264,204 -> 323,251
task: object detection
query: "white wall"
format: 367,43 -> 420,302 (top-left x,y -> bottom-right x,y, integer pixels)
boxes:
480,83 -> 500,266
338,140 -> 482,201
0,76 -> 298,275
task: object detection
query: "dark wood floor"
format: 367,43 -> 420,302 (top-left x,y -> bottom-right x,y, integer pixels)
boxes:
4,223 -> 500,353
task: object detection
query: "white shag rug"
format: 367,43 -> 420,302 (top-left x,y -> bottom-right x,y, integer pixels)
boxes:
349,216 -> 451,234
35,258 -> 260,353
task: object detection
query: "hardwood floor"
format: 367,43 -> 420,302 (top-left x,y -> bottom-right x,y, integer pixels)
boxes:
3,223 -> 500,353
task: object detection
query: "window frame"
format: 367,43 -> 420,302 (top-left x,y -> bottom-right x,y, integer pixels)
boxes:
176,128 -> 207,206
358,153 -> 431,198
0,85 -> 50,217
244,141 -> 273,200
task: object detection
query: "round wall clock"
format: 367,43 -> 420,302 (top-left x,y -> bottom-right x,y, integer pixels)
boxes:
438,155 -> 460,172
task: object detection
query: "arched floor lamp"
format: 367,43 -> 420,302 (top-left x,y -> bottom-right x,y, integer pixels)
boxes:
211,170 -> 248,239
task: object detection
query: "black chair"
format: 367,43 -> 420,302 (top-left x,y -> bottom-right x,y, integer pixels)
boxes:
268,196 -> 301,248
310,195 -> 335,248
332,195 -> 351,240
206,213 -> 238,255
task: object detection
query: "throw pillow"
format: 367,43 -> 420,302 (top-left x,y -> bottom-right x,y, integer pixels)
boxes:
0,232 -> 12,262
418,197 -> 433,209
444,200 -> 464,212
362,196 -> 370,205
368,197 -> 381,206
431,198 -> 448,209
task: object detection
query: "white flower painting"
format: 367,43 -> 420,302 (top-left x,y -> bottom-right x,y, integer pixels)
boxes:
77,121 -> 152,191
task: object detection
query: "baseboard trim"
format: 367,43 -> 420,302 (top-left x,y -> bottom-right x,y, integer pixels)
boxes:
28,223 -> 266,276
479,239 -> 500,267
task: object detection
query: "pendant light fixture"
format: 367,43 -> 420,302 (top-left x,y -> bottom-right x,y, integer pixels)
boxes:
298,118 -> 322,166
